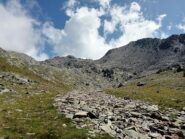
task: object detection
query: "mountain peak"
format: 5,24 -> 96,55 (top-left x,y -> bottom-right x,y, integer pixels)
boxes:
98,34 -> 185,73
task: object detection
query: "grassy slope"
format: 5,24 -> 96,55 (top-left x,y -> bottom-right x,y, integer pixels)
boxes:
106,71 -> 185,111
0,58 -> 113,139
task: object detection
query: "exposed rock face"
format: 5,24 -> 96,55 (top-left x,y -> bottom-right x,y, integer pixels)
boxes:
97,34 -> 185,74
0,34 -> 185,139
0,72 -> 37,85
41,34 -> 185,86
0,48 -> 39,66
0,82 -> 16,95
0,84 -> 10,94
54,91 -> 185,139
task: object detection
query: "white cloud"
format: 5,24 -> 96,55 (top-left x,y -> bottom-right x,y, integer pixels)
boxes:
0,0 -> 48,61
157,14 -> 166,23
177,24 -> 185,32
176,18 -> 185,32
130,2 -> 141,12
0,0 -> 167,60
104,2 -> 166,47
43,7 -> 110,59
43,1 -> 166,59
104,20 -> 115,34
97,0 -> 111,9
66,0 -> 77,8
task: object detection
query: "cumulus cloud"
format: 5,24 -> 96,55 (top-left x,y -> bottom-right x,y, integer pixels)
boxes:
103,3 -> 167,47
1,0 -> 166,60
97,0 -> 112,9
177,24 -> 185,32
0,0 -> 48,61
130,2 -> 141,12
43,7 -> 110,59
66,0 -> 77,8
177,18 -> 185,32
43,1 -> 166,59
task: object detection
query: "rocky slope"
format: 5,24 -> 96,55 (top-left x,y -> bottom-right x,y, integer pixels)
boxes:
42,34 -> 185,87
97,34 -> 185,74
54,91 -> 185,139
1,34 -> 185,87
0,34 -> 185,139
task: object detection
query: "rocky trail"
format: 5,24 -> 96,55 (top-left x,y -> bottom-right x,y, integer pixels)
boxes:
54,91 -> 185,139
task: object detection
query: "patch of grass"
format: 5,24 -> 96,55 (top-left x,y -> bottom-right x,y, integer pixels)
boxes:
0,87 -> 114,139
0,57 -> 45,82
93,134 -> 114,139
0,59 -> 113,139
0,82 -> 88,139
106,71 -> 185,110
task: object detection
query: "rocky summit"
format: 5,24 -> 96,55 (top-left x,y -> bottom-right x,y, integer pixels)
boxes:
0,34 -> 185,139
42,34 -> 185,87
98,34 -> 185,73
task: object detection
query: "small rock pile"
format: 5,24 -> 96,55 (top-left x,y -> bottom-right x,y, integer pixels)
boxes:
54,91 -> 185,139
0,72 -> 37,85
0,84 -> 15,94
0,84 -> 9,94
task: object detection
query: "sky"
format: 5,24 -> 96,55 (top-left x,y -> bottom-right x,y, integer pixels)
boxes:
0,0 -> 185,61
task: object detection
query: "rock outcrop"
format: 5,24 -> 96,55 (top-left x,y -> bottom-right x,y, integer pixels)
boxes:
41,34 -> 185,87
98,34 -> 185,75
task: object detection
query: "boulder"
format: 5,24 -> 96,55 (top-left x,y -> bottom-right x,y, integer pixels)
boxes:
137,82 -> 146,86
150,112 -> 162,120
149,132 -> 163,138
117,83 -> 124,88
123,129 -> 150,139
73,111 -> 98,119
147,105 -> 159,112
73,111 -> 88,118
161,116 -> 170,121
100,125 -> 116,136
130,112 -> 141,118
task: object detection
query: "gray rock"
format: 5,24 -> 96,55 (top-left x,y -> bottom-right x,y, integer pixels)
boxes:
73,111 -> 88,118
150,112 -> 162,120
147,105 -> 159,112
149,132 -> 163,138
54,91 -> 185,139
161,116 -> 170,121
100,125 -> 116,136
123,129 -> 150,139
137,82 -> 146,86
130,112 -> 141,117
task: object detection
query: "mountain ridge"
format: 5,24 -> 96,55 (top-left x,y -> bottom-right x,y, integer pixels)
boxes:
0,34 -> 185,139
40,34 -> 185,87
0,33 -> 185,88
97,34 -> 185,72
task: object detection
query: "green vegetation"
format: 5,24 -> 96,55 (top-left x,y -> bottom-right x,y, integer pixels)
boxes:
0,90 -> 88,139
0,58 -> 113,139
0,57 -> 44,82
106,71 -> 185,110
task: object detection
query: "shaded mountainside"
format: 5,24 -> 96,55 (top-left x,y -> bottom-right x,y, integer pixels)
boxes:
0,34 -> 185,88
0,34 -> 185,87
42,34 -> 185,86
0,34 -> 185,139
0,48 -> 113,139
97,34 -> 185,74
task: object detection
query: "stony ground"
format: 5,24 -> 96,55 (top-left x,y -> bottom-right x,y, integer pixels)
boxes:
54,91 -> 185,139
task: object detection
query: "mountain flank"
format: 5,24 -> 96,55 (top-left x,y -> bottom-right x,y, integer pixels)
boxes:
0,34 -> 185,139
42,34 -> 185,87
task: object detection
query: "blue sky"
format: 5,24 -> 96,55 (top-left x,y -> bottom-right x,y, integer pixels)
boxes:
0,0 -> 185,60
